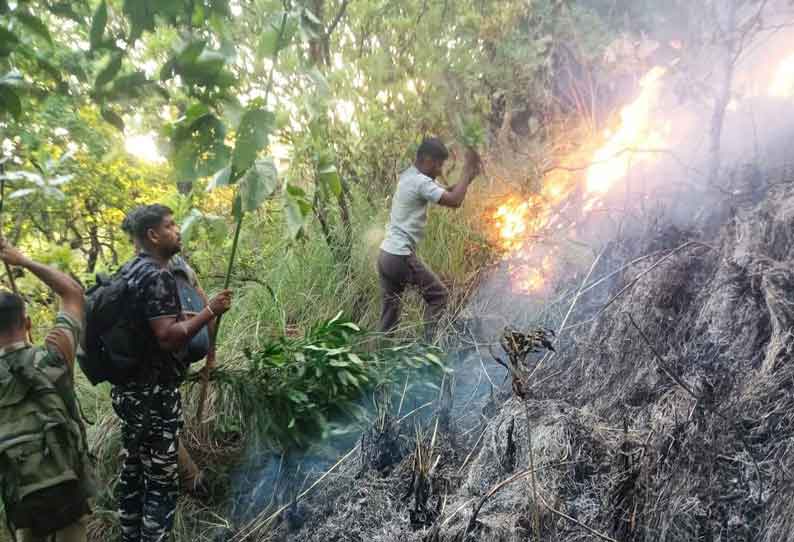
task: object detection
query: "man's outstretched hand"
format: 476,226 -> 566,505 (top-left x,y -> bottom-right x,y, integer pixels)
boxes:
0,238 -> 30,268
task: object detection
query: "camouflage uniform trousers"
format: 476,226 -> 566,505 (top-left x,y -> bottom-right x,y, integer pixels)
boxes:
111,384 -> 182,542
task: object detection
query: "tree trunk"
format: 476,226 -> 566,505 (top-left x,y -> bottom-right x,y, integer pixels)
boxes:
707,0 -> 738,187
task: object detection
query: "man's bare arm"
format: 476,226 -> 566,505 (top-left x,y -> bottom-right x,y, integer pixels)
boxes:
149,289 -> 231,352
0,239 -> 84,321
437,148 -> 481,209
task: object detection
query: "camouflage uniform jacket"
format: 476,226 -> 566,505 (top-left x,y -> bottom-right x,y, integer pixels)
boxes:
0,313 -> 95,507
119,252 -> 188,386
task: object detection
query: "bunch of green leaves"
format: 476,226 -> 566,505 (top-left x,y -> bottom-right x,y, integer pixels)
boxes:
0,0 -> 75,120
189,312 -> 446,451
0,148 -> 73,201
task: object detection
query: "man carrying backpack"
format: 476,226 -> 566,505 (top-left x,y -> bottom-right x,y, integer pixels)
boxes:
112,204 -> 232,542
0,239 -> 93,542
120,210 -> 212,498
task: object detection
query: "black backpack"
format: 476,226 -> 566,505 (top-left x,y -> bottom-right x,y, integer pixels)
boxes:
78,256 -> 211,385
78,258 -> 153,386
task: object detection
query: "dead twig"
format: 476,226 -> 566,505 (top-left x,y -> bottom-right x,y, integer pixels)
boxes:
536,490 -> 621,542
459,461 -> 575,539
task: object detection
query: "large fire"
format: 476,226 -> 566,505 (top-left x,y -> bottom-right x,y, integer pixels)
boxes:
492,48 -> 794,295
490,65 -> 670,293
584,66 -> 668,201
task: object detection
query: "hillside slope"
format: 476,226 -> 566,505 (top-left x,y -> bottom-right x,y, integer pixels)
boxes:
257,173 -> 794,542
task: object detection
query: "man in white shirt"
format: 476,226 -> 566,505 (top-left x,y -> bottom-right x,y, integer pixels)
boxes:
378,138 -> 480,339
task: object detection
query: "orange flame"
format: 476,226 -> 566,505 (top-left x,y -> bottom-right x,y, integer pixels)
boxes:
491,51 -> 794,294
585,66 -> 668,197
490,65 -> 669,293
493,199 -> 530,251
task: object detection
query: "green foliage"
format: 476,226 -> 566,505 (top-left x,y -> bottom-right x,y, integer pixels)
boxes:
180,208 -> 228,245
231,108 -> 276,179
283,183 -> 313,239
190,312 -> 446,450
238,158 -> 279,213
89,0 -> 107,51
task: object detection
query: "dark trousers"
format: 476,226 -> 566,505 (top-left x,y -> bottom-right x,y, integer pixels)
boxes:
378,250 -> 449,340
111,385 -> 181,542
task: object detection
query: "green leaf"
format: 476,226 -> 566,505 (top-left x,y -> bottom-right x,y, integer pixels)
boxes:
172,114 -> 230,181
183,102 -> 210,124
111,71 -> 148,89
0,71 -> 22,87
12,43 -> 61,82
205,214 -> 228,244
231,108 -> 275,177
90,0 -> 108,51
180,54 -> 227,86
207,166 -> 231,191
318,163 -> 341,197
174,43 -> 231,87
0,85 -> 21,120
177,39 -> 206,65
48,174 -> 73,187
302,7 -> 322,25
329,310 -> 343,325
106,71 -> 152,100
283,183 -> 312,239
0,27 -> 19,57
14,11 -> 53,45
180,208 -> 227,245
8,188 -> 36,199
426,353 -> 441,365
238,158 -> 278,213
0,170 -> 44,184
288,390 -> 309,403
347,353 -> 364,366
47,2 -> 83,23
159,57 -> 177,82
257,13 -> 289,59
257,27 -> 281,59
32,53 -> 62,82
95,52 -> 123,89
220,95 -> 244,126
180,208 -> 203,244
123,0 -> 156,42
100,106 -> 124,132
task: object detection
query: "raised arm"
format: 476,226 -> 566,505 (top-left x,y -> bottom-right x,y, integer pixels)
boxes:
0,238 -> 84,322
438,148 -> 482,209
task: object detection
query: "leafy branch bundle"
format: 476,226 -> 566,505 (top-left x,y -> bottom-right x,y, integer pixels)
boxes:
187,312 -> 446,451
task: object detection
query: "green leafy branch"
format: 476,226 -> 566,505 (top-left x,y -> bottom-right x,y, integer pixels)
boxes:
187,312 -> 446,450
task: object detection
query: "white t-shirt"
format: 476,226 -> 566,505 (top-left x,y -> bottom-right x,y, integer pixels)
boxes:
380,166 -> 446,255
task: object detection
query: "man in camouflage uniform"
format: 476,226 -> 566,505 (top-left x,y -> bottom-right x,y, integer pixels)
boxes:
0,239 -> 91,542
120,212 -> 214,497
113,204 -> 232,542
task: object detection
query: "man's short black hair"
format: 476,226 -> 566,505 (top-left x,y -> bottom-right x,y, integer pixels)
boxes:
126,204 -> 173,244
416,138 -> 449,162
121,207 -> 142,239
0,291 -> 25,335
